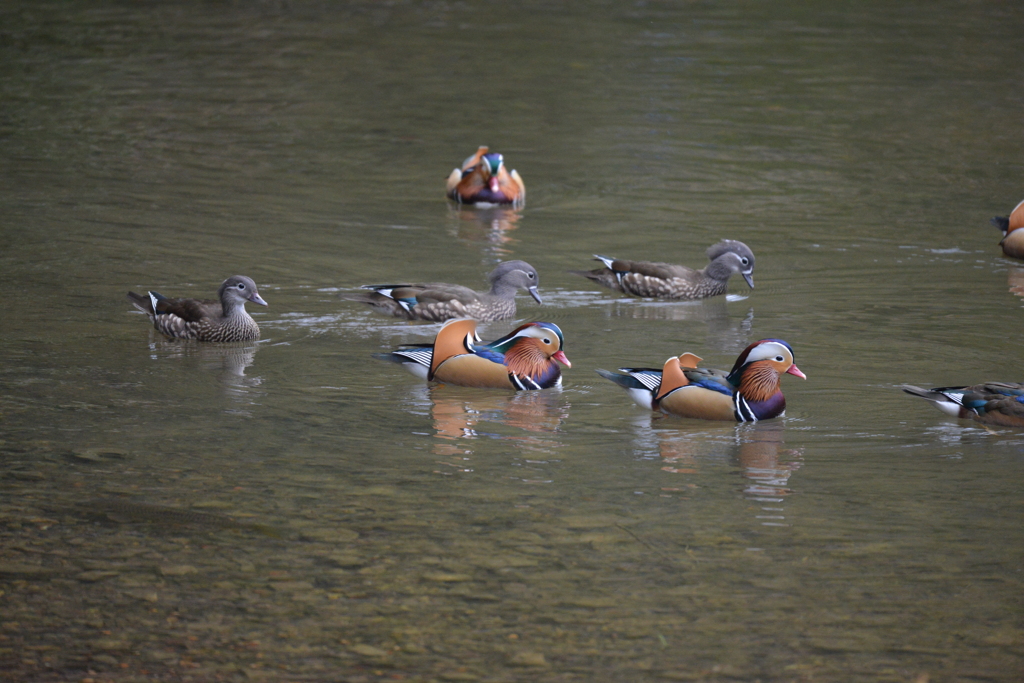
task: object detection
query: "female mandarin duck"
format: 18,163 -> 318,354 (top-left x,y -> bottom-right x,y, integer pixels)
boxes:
446,146 -> 525,208
902,383 -> 1024,427
990,198 -> 1024,259
342,260 -> 542,322
375,319 -> 570,390
571,240 -> 755,300
596,339 -> 805,422
127,275 -> 268,342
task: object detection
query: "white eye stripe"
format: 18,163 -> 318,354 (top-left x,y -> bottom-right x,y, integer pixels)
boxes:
747,342 -> 791,364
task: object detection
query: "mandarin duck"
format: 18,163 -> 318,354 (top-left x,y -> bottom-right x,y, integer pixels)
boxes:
342,260 -> 542,322
127,275 -> 268,342
596,339 -> 805,422
375,319 -> 570,390
990,199 -> 1024,259
446,146 -> 525,208
902,383 -> 1024,427
571,240 -> 755,300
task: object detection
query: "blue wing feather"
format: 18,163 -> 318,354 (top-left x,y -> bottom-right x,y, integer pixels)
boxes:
472,346 -> 506,365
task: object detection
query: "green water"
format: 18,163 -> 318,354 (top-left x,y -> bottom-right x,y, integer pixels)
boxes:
1,1 -> 1023,681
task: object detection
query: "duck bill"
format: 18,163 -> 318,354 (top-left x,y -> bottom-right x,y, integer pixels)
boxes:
786,364 -> 806,379
742,272 -> 754,289
528,286 -> 543,304
552,350 -> 571,368
489,176 -> 500,193
250,293 -> 269,307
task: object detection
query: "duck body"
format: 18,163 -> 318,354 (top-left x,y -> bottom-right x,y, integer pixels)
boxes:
597,339 -> 805,422
991,199 -> 1024,259
375,319 -> 570,390
571,240 -> 755,300
902,382 -> 1024,427
127,275 -> 268,342
446,146 -> 525,208
343,260 -> 542,322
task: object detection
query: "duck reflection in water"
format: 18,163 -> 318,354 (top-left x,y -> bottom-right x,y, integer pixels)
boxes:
413,384 -> 569,462
606,298 -> 755,336
637,419 -> 802,524
447,206 -> 521,257
1007,267 -> 1024,299
146,339 -> 263,397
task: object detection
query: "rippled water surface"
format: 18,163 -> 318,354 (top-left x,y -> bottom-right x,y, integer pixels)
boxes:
2,2 -> 1023,681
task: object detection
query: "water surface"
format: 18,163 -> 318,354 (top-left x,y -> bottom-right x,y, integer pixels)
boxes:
2,2 -> 1023,681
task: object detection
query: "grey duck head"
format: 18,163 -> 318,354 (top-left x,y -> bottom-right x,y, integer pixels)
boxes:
487,260 -> 542,304
705,240 -> 755,288
219,275 -> 269,312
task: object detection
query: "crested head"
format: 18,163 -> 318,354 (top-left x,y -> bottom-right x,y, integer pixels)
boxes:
725,339 -> 804,414
488,260 -> 542,302
482,152 -> 504,176
729,339 -> 804,382
219,275 -> 268,311
490,322 -> 570,368
500,323 -> 570,383
705,240 -> 755,288
706,239 -> 753,262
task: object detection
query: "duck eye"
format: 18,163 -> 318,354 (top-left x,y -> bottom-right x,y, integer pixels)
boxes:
741,257 -> 749,266
528,272 -> 535,279
237,283 -> 246,289
543,338 -> 551,344
775,356 -> 784,362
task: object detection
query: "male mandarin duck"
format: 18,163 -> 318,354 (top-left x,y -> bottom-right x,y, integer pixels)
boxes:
571,240 -> 755,300
596,339 -> 805,422
990,198 -> 1024,259
342,260 -> 542,322
375,318 -> 570,390
127,275 -> 268,342
902,383 -> 1024,427
446,146 -> 525,208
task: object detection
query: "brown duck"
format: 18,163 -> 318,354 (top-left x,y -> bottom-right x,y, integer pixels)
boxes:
902,382 -> 1024,427
342,260 -> 542,322
572,239 -> 755,300
597,339 -> 805,422
127,275 -> 268,342
375,319 -> 569,390
990,199 -> 1024,259
446,146 -> 525,208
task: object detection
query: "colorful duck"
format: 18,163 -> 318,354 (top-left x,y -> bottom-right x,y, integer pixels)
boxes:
375,319 -> 570,390
902,383 -> 1024,427
990,199 -> 1024,259
596,339 -> 805,421
127,275 -> 268,342
571,240 -> 755,300
446,146 -> 525,208
342,260 -> 542,322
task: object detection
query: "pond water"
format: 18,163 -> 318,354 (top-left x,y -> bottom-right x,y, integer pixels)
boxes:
1,1 -> 1023,681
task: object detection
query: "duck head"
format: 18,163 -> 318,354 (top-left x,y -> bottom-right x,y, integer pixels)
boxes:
491,322 -> 571,376
219,275 -> 268,310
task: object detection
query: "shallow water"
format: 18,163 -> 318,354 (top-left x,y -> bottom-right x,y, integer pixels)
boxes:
2,1 -> 1023,681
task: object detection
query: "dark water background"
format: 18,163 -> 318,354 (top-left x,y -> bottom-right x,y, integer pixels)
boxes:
1,2 -> 1023,681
